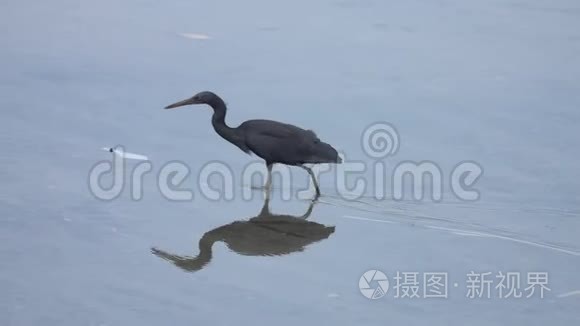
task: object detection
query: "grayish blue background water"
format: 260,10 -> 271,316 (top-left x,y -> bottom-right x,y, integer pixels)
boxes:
1,0 -> 579,325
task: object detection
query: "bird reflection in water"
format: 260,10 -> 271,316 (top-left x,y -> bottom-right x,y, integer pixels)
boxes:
151,198 -> 335,272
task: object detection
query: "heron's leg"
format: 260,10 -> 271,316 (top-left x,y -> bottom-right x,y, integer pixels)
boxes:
297,199 -> 317,219
264,163 -> 273,200
250,163 -> 273,192
258,195 -> 271,216
265,163 -> 273,190
258,186 -> 316,220
301,165 -> 321,200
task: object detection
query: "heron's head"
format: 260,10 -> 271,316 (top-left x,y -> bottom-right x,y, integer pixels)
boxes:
165,91 -> 218,109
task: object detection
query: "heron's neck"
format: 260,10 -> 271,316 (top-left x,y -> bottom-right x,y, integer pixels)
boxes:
208,98 -> 245,148
177,233 -> 216,272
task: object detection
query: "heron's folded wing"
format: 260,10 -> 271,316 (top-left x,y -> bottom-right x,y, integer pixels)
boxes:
240,119 -> 319,143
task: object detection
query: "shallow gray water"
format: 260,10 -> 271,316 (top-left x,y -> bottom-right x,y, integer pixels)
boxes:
1,0 -> 579,325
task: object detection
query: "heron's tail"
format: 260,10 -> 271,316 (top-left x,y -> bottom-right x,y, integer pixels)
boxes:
306,142 -> 342,164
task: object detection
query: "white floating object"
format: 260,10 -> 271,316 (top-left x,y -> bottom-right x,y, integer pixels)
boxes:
179,32 -> 211,40
102,147 -> 149,161
558,290 -> 580,298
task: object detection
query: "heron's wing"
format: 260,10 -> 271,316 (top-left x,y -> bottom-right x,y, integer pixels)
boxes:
304,129 -> 320,143
239,119 -> 319,143
239,120 -> 326,164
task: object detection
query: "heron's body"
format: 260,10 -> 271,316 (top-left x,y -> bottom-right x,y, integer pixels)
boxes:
165,91 -> 342,198
233,119 -> 339,165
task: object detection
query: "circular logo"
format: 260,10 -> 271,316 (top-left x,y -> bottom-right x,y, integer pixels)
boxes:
359,269 -> 389,299
361,122 -> 400,159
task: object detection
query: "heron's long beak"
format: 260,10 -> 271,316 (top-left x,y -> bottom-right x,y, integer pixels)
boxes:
165,97 -> 199,109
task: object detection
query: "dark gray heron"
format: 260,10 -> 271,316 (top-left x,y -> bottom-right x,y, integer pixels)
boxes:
165,91 -> 341,199
151,197 -> 335,272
